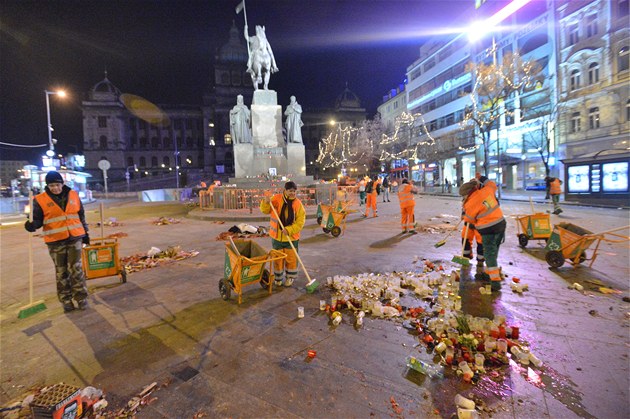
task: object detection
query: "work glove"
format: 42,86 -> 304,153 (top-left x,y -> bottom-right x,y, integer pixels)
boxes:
24,220 -> 36,232
82,235 -> 90,245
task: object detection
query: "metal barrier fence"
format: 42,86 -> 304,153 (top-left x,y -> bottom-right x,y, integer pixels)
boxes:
198,184 -> 356,212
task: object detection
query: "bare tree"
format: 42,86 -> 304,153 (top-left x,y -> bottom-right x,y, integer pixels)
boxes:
463,52 -> 542,182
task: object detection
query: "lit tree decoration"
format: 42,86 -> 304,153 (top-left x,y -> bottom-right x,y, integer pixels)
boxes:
462,52 -> 542,176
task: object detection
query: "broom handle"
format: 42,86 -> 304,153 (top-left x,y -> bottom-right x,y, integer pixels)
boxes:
460,222 -> 470,257
100,202 -> 105,239
28,191 -> 34,305
529,197 -> 535,213
443,218 -> 463,241
269,202 -> 313,284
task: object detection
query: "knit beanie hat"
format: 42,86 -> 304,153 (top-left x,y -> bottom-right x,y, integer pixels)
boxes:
402,178 -> 409,184
45,171 -> 64,185
459,180 -> 479,196
284,181 -> 297,190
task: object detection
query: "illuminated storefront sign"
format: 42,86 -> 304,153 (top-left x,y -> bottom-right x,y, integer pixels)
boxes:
407,73 -> 472,110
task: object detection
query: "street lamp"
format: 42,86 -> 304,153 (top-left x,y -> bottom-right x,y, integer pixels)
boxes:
45,90 -> 66,155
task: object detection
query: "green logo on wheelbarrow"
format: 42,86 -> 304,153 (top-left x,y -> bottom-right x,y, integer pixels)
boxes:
326,213 -> 335,229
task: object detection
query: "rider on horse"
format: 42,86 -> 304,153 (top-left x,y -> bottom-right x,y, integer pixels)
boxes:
244,25 -> 278,91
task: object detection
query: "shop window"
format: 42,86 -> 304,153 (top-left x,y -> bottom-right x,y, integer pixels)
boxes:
588,63 -> 600,84
98,116 -> 107,128
568,23 -> 579,46
99,135 -> 108,149
619,46 -> 630,72
571,112 -> 581,133
585,15 -> 598,38
139,156 -> 146,167
589,107 -> 600,129
570,69 -> 581,91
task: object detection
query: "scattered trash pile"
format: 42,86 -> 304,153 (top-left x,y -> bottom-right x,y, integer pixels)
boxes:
215,224 -> 268,241
151,217 -> 181,225
106,232 -> 128,239
3,381 -> 162,418
96,218 -> 124,227
323,260 -> 543,415
121,246 -> 199,273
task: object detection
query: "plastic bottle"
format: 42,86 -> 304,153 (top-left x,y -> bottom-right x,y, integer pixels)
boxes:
405,356 -> 444,379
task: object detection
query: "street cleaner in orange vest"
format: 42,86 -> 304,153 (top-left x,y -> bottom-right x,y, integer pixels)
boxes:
460,176 -> 506,292
260,181 -> 306,287
549,177 -> 563,215
459,181 -> 485,269
362,176 -> 379,218
398,178 -> 417,234
24,171 -> 90,312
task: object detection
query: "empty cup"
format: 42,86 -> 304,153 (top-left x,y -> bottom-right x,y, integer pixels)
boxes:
297,306 -> 304,318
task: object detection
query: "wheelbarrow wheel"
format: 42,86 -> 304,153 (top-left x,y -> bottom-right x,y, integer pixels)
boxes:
120,269 -> 127,284
517,234 -> 529,247
323,227 -> 330,234
317,216 -> 322,225
331,226 -> 342,237
219,279 -> 231,300
546,250 -> 565,268
260,269 -> 270,288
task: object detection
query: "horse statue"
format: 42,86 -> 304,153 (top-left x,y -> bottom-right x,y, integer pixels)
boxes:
244,25 -> 278,91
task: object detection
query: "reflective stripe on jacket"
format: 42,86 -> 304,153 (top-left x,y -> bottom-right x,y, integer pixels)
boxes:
550,178 -> 562,195
35,190 -> 86,243
398,184 -> 414,208
462,181 -> 505,231
260,193 -> 305,241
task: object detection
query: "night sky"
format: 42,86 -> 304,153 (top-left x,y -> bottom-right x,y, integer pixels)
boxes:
1,0 -> 477,163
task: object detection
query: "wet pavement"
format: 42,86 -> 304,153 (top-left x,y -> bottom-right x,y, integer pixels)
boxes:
0,195 -> 628,418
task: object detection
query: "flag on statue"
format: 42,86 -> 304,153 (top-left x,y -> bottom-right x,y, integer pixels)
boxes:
235,0 -> 244,14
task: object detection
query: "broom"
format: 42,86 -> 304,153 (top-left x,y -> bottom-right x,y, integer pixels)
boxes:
434,218 -> 463,248
18,191 -> 47,319
269,203 -> 319,293
451,221 -> 471,266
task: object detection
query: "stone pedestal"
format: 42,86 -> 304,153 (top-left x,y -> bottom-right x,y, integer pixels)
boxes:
233,143 -> 254,179
251,91 -> 283,148
287,143 -> 306,176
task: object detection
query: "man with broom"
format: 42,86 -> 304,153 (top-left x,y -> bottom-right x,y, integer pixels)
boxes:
24,171 -> 90,312
460,177 -> 506,292
260,181 -> 306,287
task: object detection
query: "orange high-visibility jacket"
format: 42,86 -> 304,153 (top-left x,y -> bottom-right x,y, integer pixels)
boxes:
35,190 -> 86,243
260,193 -> 305,241
550,178 -> 562,195
462,181 -> 505,232
398,184 -> 415,208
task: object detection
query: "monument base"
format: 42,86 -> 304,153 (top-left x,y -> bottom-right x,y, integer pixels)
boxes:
233,143 -> 254,179
287,143 -> 306,176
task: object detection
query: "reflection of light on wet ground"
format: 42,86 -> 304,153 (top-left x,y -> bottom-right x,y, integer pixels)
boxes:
526,367 -> 543,387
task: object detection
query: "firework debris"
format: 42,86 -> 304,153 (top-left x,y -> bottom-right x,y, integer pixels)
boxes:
121,246 -> 199,273
151,217 -> 182,226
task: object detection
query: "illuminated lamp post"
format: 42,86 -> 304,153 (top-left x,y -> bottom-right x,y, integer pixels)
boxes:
45,90 -> 66,157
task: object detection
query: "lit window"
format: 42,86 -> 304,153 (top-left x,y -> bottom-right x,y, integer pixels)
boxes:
224,134 -> 232,145
571,112 -> 581,133
570,69 -> 581,91
589,107 -> 600,129
619,46 -> 630,72
568,23 -> 579,46
588,63 -> 600,84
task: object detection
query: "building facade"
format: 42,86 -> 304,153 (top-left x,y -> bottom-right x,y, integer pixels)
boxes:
400,0 -> 629,191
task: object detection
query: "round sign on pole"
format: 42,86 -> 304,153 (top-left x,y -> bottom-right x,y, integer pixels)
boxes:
97,159 -> 111,171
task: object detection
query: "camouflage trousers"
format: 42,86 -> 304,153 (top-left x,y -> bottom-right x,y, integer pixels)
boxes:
47,239 -> 88,304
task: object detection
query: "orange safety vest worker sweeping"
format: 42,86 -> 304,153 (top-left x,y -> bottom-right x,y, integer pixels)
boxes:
549,177 -> 563,215
398,178 -> 417,234
461,177 -> 506,292
260,181 -> 306,287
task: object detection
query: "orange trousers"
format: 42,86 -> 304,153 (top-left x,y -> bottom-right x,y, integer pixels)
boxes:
400,205 -> 415,230
365,194 -> 378,217
273,247 -> 298,280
